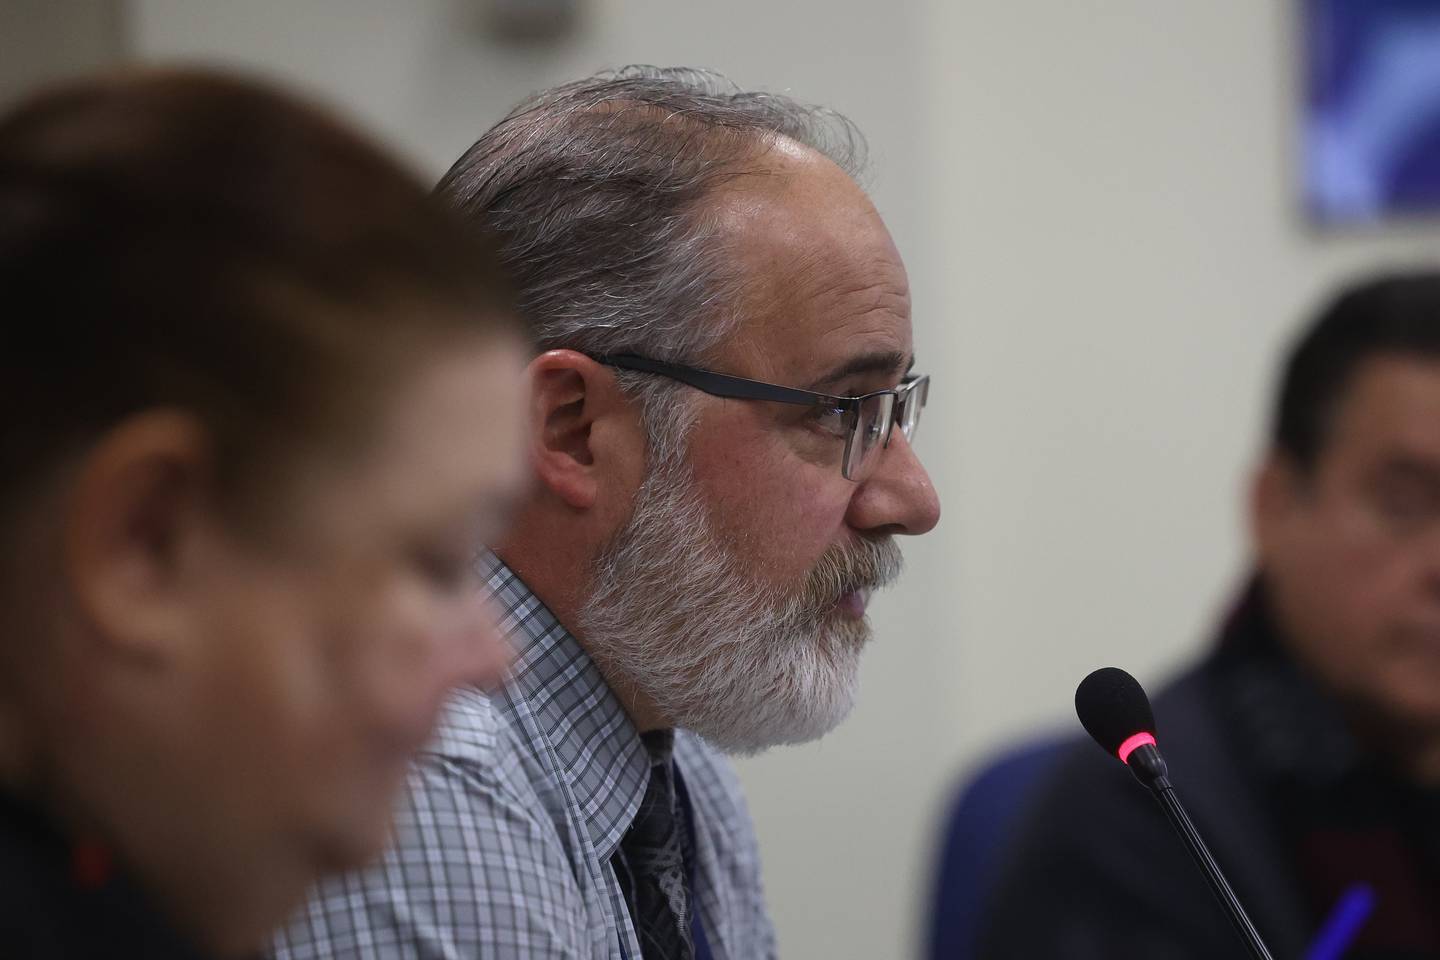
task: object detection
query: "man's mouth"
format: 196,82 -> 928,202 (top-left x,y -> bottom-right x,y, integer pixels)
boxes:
835,588 -> 872,620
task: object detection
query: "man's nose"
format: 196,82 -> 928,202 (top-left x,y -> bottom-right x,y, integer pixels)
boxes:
846,431 -> 941,536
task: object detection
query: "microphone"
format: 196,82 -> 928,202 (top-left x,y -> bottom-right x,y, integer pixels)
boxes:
1075,667 -> 1275,960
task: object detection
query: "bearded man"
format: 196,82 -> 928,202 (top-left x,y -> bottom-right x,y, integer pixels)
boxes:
276,66 -> 941,960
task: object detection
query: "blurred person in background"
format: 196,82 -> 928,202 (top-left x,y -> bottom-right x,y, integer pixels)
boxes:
0,69 -> 527,958
278,66 -> 941,960
972,274 -> 1440,959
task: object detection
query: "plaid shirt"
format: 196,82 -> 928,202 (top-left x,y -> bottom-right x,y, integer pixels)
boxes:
273,554 -> 777,960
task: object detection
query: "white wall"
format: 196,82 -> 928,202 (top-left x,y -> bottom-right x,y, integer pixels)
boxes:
927,1 -> 1439,763
0,0 -> 121,107
115,2 -> 1440,958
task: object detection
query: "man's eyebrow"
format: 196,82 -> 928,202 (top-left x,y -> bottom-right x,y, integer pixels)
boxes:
807,351 -> 913,392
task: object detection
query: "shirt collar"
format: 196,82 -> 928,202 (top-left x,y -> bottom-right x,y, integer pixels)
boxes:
479,551 -> 652,861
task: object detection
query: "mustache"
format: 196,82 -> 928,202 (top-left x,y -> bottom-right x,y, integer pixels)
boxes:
795,536 -> 904,615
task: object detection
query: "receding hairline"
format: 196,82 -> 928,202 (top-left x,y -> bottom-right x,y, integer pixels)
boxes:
431,65 -> 875,405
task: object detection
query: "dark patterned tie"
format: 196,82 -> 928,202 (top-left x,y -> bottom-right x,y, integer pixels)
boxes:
612,730 -> 694,960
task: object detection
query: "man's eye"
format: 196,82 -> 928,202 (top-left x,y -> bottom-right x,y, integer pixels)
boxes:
802,404 -> 844,435
413,544 -> 474,592
1373,481 -> 1440,530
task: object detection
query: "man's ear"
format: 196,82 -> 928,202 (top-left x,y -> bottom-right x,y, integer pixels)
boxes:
1250,450 -> 1301,566
525,350 -> 642,510
63,410 -> 213,664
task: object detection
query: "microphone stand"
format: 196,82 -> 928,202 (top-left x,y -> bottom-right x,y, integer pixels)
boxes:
1128,743 -> 1275,960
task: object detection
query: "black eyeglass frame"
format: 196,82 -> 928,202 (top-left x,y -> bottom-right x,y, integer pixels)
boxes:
589,352 -> 928,480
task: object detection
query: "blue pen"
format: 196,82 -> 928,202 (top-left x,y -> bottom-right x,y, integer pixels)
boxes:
1305,883 -> 1376,960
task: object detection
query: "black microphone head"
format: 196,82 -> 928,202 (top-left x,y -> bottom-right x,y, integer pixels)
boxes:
1075,667 -> 1157,760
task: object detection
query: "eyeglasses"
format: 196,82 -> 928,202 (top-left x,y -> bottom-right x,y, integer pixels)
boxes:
590,352 -> 929,481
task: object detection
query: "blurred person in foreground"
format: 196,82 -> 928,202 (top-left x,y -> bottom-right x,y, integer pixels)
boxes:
0,69 -> 527,958
975,274 -> 1440,959
277,67 -> 941,960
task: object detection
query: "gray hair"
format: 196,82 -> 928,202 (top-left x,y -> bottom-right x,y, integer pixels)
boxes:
435,65 -> 866,463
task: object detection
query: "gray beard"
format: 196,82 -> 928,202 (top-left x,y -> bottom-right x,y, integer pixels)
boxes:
576,451 -> 904,755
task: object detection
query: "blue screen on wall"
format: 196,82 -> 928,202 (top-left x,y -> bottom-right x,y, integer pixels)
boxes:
1306,0 -> 1440,222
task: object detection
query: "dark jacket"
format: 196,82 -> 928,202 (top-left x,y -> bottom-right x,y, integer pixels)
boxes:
975,581 -> 1440,959
0,790 -> 209,959
973,661 -> 1313,959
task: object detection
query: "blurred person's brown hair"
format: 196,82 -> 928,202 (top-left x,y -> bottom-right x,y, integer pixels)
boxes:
0,67 -> 516,525
0,67 -> 528,958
